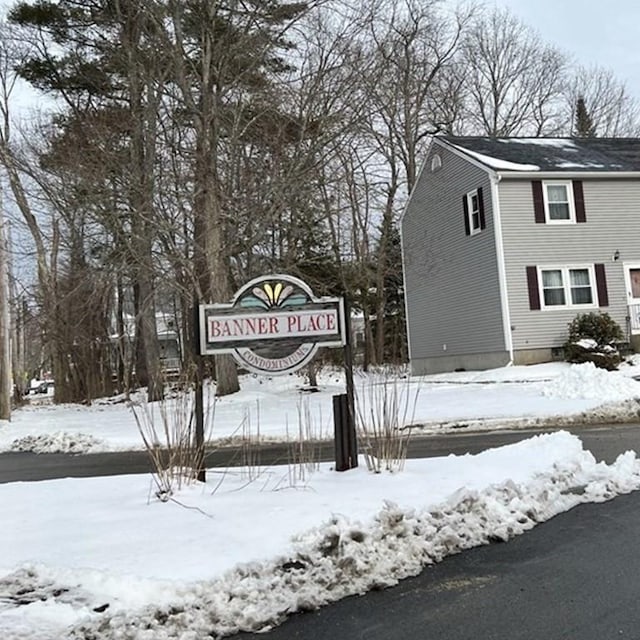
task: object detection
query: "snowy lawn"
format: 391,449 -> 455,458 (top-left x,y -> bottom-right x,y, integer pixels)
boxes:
3,360 -> 640,454
3,361 -> 640,639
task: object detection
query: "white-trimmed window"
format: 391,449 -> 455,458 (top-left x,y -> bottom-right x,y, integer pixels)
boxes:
463,188 -> 485,235
539,266 -> 596,308
430,154 -> 442,172
543,181 -> 575,223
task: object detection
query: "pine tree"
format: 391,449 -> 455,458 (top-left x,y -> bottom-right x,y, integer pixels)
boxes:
9,0 -> 167,400
382,226 -> 407,363
574,95 -> 597,137
9,0 -> 314,397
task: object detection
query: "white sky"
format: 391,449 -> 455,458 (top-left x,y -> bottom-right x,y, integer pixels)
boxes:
3,361 -> 640,638
496,0 -> 640,100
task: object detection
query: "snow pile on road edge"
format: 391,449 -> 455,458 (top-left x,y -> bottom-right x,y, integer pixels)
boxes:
66,445 -> 640,640
9,432 -> 103,454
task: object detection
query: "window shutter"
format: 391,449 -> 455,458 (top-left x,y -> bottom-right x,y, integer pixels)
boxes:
532,181 -> 545,223
478,187 -> 486,230
526,266 -> 541,310
462,194 -> 470,236
594,263 -> 609,307
573,180 -> 586,223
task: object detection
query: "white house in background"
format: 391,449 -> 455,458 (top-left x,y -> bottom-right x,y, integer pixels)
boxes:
401,136 -> 640,375
110,311 -> 181,374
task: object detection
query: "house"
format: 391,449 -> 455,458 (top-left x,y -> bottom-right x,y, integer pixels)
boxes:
109,311 -> 182,377
401,136 -> 640,375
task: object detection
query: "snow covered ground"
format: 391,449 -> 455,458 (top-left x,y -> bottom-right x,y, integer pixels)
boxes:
3,360 -> 640,454
3,360 -> 640,639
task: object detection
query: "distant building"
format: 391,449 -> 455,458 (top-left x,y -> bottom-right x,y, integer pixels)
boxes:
110,311 -> 181,376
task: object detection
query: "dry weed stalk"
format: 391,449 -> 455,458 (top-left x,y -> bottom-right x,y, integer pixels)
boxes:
355,371 -> 419,473
130,378 -> 216,500
239,403 -> 263,483
284,397 -> 323,486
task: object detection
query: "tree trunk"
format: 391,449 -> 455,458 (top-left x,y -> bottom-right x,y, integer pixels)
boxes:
12,297 -> 27,403
191,40 -> 239,396
123,4 -> 164,402
115,276 -> 127,394
0,207 -> 11,419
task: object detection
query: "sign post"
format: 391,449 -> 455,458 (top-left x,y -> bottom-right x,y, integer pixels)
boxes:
192,301 -> 205,482
339,296 -> 357,469
194,274 -> 357,475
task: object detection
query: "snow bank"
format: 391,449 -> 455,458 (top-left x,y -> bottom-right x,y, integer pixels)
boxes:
3,432 -> 640,639
9,432 -> 103,454
67,441 -> 640,639
540,362 -> 640,401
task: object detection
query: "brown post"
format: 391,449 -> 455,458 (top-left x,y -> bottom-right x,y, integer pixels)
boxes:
192,302 -> 205,482
333,296 -> 358,471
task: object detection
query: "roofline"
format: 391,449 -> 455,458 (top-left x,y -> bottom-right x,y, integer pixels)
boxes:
434,137 -> 497,177
496,170 -> 640,179
399,137 -> 435,224
435,136 -> 640,178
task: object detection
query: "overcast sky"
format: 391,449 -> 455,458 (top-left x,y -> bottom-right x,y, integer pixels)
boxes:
495,0 -> 640,99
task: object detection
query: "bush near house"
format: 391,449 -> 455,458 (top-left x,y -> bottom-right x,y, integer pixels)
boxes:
563,312 -> 625,370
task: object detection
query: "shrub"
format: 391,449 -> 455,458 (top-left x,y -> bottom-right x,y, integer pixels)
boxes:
563,312 -> 624,370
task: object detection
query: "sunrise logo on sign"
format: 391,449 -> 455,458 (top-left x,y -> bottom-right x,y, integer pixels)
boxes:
199,275 -> 345,375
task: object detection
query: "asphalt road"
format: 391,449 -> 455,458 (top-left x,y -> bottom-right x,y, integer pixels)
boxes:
1,422 -> 640,483
229,489 -> 640,640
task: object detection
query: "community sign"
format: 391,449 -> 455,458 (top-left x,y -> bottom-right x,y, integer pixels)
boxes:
199,274 -> 346,374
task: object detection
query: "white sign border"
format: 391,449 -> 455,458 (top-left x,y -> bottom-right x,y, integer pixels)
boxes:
198,274 -> 346,375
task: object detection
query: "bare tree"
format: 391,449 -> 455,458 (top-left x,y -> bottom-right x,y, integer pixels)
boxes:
461,7 -> 567,136
364,0 -> 473,189
563,65 -> 640,137
0,23 -> 66,403
337,0 -> 473,364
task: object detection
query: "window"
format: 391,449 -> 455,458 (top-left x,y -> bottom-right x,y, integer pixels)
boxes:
539,266 -> 596,308
532,180 -> 586,224
468,191 -> 481,232
543,182 -> 574,222
431,154 -> 442,172
463,188 -> 485,235
630,268 -> 640,298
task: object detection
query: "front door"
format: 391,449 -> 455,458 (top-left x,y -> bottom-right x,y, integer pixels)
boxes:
624,264 -> 640,333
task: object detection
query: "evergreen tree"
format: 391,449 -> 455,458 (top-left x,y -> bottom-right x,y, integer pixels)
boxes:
574,95 -> 597,137
8,0 -> 313,397
372,224 -> 406,364
9,0 -> 168,400
382,226 -> 407,363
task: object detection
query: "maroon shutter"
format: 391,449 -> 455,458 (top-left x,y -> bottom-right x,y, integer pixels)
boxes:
462,194 -> 470,235
478,186 -> 486,230
526,266 -> 541,310
594,263 -> 609,307
573,180 -> 586,223
532,181 -> 545,223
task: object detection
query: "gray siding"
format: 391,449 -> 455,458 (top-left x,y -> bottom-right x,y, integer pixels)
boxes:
402,144 -> 507,374
500,178 -> 640,350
